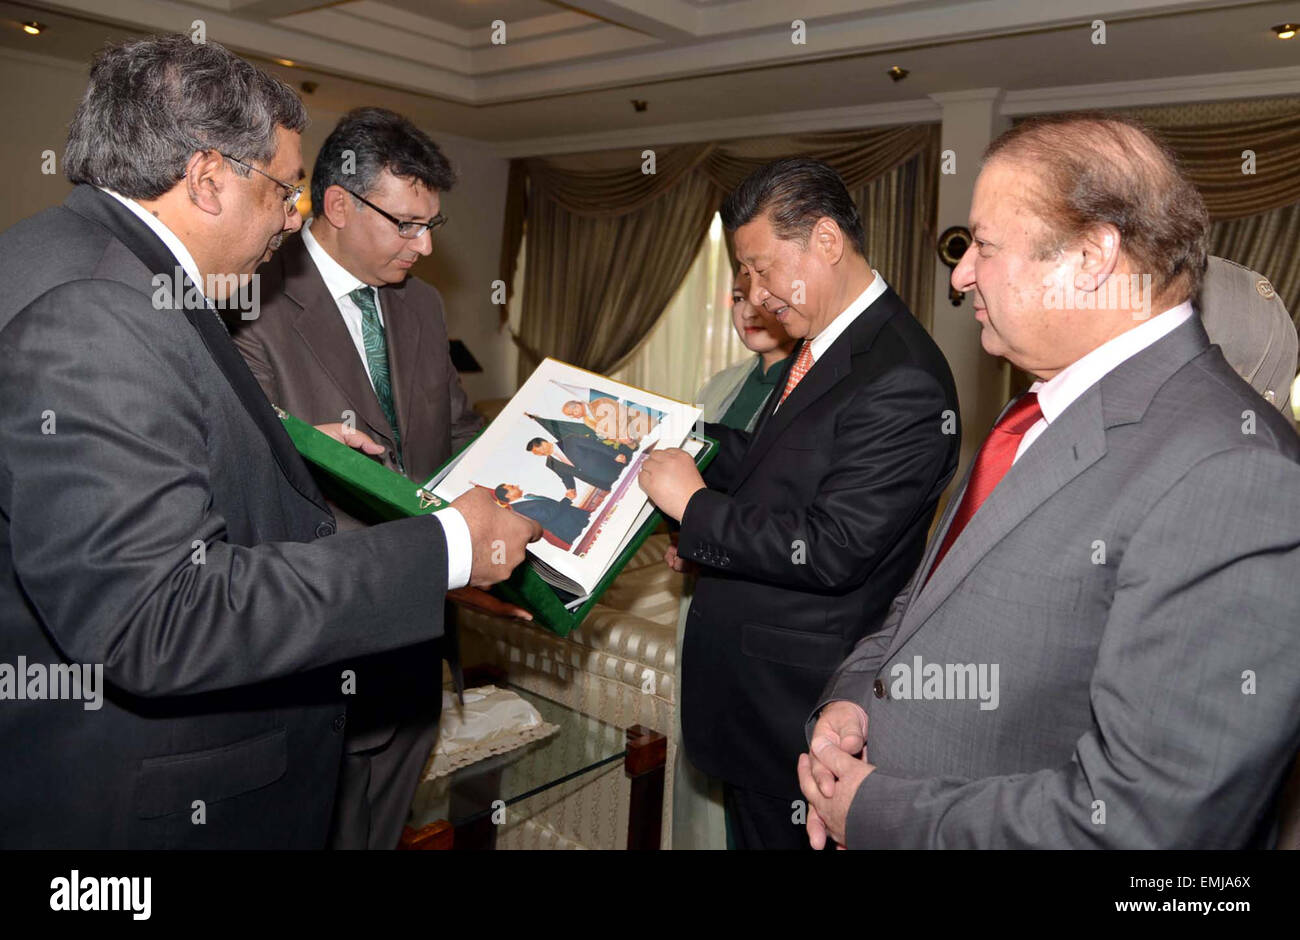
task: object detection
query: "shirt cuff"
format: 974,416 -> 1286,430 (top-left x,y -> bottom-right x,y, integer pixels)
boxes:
431,507 -> 472,590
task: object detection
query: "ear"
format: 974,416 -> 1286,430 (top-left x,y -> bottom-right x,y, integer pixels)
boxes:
1074,222 -> 1121,294
812,216 -> 845,266
320,184 -> 353,229
184,150 -> 227,217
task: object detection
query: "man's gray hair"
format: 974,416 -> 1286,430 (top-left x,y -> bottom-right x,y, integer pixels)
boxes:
65,33 -> 307,200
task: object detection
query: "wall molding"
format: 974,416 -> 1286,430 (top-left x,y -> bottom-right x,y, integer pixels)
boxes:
496,64 -> 1300,158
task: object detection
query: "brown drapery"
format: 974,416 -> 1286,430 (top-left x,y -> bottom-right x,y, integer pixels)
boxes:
513,168 -> 720,380
850,135 -> 940,331
1119,97 -> 1300,222
501,124 -> 940,384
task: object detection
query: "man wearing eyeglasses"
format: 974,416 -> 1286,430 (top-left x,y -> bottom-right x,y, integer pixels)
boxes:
0,37 -> 541,850
231,106 -> 517,849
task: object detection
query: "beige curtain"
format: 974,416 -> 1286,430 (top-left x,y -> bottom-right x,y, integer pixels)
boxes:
850,136 -> 940,332
504,125 -> 941,385
1121,97 -> 1300,222
514,167 -> 720,382
609,215 -> 742,402
1210,201 -> 1300,317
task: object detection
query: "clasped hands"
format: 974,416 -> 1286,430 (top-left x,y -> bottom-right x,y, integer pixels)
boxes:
798,699 -> 876,850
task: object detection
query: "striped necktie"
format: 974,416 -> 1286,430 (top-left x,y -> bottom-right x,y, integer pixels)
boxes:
348,286 -> 402,469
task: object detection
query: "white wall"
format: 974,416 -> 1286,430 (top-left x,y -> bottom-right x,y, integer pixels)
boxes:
0,48 -> 515,405
412,133 -> 513,404
0,51 -> 85,227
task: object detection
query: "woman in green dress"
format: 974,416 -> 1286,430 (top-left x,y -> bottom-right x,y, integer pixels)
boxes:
670,270 -> 794,848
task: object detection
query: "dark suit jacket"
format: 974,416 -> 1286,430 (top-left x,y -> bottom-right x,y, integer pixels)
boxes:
232,230 -> 482,517
545,435 -> 633,491
511,495 -> 590,545
0,185 -> 450,848
676,285 -> 960,799
230,231 -> 483,753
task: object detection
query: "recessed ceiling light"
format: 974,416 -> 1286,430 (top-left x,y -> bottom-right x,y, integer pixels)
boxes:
1273,23 -> 1298,39
22,21 -> 44,36
273,58 -> 296,67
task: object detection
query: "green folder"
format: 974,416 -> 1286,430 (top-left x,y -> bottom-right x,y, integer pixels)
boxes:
276,407 -> 717,636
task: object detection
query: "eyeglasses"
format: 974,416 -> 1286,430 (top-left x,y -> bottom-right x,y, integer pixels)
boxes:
343,187 -> 447,239
221,153 -> 304,211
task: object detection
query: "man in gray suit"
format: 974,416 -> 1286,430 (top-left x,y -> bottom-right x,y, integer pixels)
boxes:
0,35 -> 538,848
799,113 -> 1300,849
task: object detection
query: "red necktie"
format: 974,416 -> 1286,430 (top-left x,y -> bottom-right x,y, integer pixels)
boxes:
780,341 -> 815,405
926,392 -> 1043,582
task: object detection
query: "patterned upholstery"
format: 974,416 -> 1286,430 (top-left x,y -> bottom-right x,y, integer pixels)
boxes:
458,531 -> 683,849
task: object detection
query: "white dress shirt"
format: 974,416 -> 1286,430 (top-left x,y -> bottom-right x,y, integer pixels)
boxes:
102,187 -> 207,303
300,219 -> 383,393
102,190 -> 469,589
1014,301 -> 1196,464
772,271 -> 887,413
299,220 -> 471,588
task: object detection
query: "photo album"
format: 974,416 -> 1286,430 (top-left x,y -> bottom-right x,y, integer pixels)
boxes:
424,358 -> 705,603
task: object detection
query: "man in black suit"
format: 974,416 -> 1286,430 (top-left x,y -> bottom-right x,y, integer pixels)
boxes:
0,34 -> 538,849
494,484 -> 591,546
527,435 -> 633,492
640,158 -> 960,849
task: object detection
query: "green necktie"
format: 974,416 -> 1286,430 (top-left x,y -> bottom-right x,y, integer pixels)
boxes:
348,286 -> 403,470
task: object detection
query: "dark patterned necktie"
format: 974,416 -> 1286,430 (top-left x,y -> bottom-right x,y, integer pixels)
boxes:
348,286 -> 402,468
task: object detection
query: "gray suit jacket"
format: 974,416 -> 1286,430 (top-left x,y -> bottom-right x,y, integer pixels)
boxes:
0,185 -> 450,848
811,313 -> 1300,848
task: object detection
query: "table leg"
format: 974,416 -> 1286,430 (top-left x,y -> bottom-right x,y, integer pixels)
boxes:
624,724 -> 666,850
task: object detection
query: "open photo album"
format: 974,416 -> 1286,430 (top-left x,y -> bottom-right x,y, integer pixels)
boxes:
422,358 -> 705,601
275,357 -> 715,633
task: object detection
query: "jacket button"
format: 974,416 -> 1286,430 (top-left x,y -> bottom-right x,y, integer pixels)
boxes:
315,521 -> 335,538
332,714 -> 346,733
873,679 -> 886,699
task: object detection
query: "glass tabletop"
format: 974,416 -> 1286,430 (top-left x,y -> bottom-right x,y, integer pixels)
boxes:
407,683 -> 628,830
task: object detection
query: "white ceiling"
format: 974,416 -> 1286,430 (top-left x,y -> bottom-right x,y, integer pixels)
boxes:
2,0 -> 1298,151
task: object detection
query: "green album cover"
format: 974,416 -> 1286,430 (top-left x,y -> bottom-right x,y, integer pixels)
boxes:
275,406 -> 716,636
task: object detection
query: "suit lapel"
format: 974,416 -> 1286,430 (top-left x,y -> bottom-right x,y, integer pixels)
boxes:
746,346 -> 798,443
377,281 -> 423,453
884,391 -> 1108,660
730,287 -> 901,492
883,314 -> 1214,664
280,236 -> 396,448
63,186 -> 329,516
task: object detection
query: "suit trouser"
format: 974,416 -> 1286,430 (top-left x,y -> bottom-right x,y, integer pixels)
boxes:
328,706 -> 442,849
327,615 -> 459,850
722,782 -> 813,850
